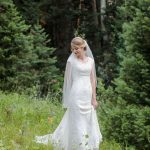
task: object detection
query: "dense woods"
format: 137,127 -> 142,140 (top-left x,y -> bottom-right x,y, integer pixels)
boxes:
0,0 -> 150,149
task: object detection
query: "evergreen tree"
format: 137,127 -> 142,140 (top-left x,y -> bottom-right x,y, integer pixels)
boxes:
30,24 -> 59,97
0,0 -> 59,95
13,0 -> 41,24
0,0 -> 34,90
114,0 -> 150,106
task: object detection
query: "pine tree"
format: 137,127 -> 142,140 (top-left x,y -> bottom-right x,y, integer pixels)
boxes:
13,0 -> 41,25
0,0 -> 59,95
0,0 -> 34,90
114,0 -> 150,106
30,24 -> 59,97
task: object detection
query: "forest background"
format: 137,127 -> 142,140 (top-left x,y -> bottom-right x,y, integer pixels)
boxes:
0,0 -> 150,149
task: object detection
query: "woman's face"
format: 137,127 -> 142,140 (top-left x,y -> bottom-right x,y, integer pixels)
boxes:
72,45 -> 85,57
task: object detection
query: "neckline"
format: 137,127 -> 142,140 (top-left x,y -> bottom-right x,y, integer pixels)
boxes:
75,55 -> 89,64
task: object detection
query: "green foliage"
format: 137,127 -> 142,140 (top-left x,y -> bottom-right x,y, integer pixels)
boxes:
1,0 -> 150,149
0,0 -> 33,90
97,1 -> 150,149
97,78 -> 150,149
115,53 -> 150,105
0,91 -> 127,150
100,140 -> 135,150
0,0 -> 60,96
99,102 -> 150,150
13,0 -> 41,24
29,24 -> 60,97
122,10 -> 150,61
0,91 -> 63,150
114,0 -> 150,106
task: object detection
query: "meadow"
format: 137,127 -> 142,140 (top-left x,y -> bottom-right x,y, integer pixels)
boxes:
0,91 -> 132,150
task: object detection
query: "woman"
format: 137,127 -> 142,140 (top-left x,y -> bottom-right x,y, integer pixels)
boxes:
35,37 -> 102,150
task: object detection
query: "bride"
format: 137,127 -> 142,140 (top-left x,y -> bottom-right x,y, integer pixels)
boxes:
34,37 -> 102,150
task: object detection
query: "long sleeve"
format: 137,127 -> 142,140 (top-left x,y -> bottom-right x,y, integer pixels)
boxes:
62,61 -> 72,108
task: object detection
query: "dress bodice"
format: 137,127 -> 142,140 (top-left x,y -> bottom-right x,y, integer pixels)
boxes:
71,54 -> 94,81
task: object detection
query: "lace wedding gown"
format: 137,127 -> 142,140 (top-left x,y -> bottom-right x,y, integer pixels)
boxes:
34,54 -> 102,150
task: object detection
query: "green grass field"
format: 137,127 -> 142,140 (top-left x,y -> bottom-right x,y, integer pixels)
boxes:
0,91 -> 133,150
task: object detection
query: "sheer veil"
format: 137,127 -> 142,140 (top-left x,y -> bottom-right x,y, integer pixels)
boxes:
62,40 -> 97,108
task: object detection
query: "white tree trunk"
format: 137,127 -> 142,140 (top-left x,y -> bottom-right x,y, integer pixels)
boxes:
101,0 -> 108,41
77,0 -> 82,27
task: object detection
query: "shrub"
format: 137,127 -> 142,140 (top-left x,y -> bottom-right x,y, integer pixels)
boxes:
99,102 -> 150,149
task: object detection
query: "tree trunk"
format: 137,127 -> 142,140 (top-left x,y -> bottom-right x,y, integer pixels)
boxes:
92,0 -> 99,27
77,0 -> 82,27
92,0 -> 101,51
101,0 -> 108,41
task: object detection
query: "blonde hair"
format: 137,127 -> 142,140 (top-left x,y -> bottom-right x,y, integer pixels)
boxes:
71,37 -> 86,51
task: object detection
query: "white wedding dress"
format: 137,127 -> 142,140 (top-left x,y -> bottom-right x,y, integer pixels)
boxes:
34,54 -> 102,150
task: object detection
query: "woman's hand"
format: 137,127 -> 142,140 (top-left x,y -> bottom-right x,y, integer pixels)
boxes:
91,100 -> 98,109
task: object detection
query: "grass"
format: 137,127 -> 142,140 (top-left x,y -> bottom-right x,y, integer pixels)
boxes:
0,91 -> 131,150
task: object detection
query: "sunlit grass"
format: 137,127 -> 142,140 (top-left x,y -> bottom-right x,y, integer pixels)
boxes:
0,91 -> 131,150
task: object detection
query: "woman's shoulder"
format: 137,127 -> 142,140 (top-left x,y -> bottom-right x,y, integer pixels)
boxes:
67,57 -> 72,63
67,52 -> 75,64
87,57 -> 94,63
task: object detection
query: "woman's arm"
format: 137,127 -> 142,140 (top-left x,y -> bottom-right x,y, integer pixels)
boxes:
90,61 -> 98,109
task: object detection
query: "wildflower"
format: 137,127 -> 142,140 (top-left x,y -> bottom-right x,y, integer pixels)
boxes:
48,116 -> 53,124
